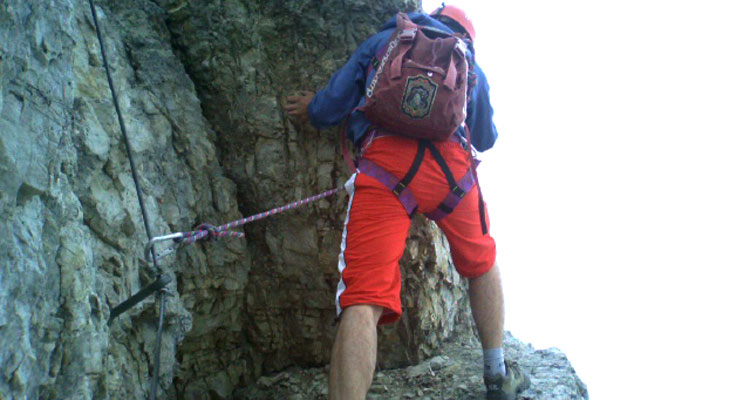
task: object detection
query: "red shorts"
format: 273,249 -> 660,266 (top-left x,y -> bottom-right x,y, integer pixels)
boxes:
335,135 -> 496,325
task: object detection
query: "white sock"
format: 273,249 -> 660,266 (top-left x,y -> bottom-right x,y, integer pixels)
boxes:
483,347 -> 506,377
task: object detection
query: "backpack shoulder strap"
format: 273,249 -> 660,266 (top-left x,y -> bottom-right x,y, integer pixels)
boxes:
396,12 -> 418,31
367,13 -> 416,80
388,14 -> 418,80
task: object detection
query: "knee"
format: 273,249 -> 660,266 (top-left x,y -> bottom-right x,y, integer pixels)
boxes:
469,262 -> 500,283
341,304 -> 384,327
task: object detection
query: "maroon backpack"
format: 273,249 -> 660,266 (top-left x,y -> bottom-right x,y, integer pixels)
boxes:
363,13 -> 473,141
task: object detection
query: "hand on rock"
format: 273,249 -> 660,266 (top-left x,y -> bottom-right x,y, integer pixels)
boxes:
285,90 -> 315,124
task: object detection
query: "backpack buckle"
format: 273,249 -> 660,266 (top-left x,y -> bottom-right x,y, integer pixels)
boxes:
400,28 -> 417,40
455,39 -> 468,55
451,185 -> 465,198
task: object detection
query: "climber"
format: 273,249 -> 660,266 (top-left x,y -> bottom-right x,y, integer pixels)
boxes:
285,5 -> 528,400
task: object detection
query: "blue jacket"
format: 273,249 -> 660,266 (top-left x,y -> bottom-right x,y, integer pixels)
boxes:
307,12 -> 498,152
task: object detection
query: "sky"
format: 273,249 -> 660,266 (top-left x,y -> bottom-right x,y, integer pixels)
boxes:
422,1 -> 750,398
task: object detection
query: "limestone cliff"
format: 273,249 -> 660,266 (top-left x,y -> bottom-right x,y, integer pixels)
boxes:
0,1 -> 586,399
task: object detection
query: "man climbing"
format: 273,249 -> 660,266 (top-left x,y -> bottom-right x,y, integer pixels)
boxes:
285,5 -> 529,400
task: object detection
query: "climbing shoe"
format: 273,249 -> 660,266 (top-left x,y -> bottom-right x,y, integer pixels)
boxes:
484,359 -> 530,400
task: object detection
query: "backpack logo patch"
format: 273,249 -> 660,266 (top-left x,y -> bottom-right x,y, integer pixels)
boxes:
401,75 -> 438,119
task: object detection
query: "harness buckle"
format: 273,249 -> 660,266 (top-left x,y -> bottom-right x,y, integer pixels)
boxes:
451,185 -> 465,198
393,181 -> 407,196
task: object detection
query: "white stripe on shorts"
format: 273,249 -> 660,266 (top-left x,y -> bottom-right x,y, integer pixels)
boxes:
335,173 -> 358,317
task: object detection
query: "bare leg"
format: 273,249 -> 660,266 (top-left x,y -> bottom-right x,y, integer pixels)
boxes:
468,263 -> 504,349
329,304 -> 383,400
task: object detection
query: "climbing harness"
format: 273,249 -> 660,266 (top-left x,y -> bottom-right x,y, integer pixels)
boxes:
357,133 -> 486,233
343,123 -> 488,234
88,2 -> 342,398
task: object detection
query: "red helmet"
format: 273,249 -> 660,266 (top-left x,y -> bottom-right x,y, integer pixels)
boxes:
430,4 -> 476,41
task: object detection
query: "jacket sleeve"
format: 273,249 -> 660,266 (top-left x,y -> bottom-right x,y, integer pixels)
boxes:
307,34 -> 385,129
465,63 -> 498,152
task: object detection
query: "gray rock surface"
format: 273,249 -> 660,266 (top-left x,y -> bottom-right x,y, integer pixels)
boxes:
2,0 -> 241,398
239,333 -> 589,399
0,0 -> 587,399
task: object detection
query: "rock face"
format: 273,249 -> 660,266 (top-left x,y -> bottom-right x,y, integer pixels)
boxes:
240,333 -> 589,400
0,1 -> 586,399
2,1 -> 241,398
